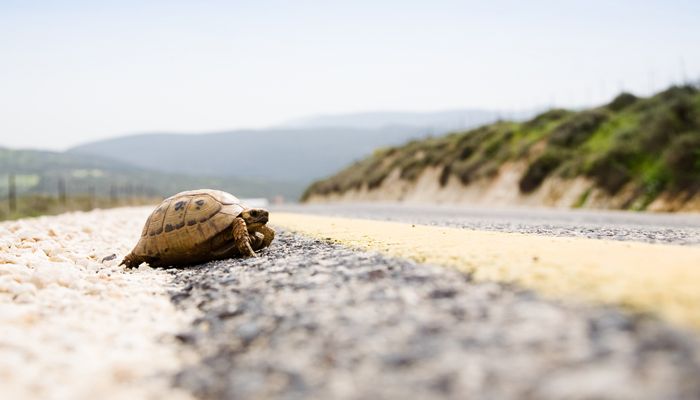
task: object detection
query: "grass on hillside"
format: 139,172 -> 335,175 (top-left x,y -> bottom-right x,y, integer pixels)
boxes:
302,85 -> 700,210
0,147 -> 305,202
0,195 -> 160,222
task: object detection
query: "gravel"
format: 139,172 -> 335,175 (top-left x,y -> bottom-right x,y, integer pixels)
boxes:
169,229 -> 700,400
0,207 -> 193,400
275,203 -> 700,246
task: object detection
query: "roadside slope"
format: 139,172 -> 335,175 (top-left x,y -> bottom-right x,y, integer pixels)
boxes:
303,85 -> 700,211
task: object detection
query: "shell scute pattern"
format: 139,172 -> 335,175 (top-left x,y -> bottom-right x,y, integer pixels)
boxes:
181,194 -> 229,249
161,195 -> 195,253
140,213 -> 152,238
146,201 -> 170,237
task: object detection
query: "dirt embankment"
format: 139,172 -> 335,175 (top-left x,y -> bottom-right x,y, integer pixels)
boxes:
305,163 -> 700,212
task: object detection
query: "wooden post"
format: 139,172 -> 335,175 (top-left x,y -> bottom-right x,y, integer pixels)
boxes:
88,185 -> 96,209
8,173 -> 17,213
126,184 -> 133,205
58,178 -> 67,205
110,184 -> 117,205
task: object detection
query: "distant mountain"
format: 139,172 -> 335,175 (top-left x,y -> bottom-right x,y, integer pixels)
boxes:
69,109 -> 529,187
64,109 -> 534,200
281,109 -> 530,132
0,146 -> 138,173
0,147 -> 299,200
68,127 -> 433,183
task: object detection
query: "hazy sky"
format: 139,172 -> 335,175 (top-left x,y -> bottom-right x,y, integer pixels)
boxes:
1,0 -> 699,150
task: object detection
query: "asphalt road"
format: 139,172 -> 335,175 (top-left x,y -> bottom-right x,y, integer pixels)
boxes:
169,228 -> 700,400
274,203 -> 700,245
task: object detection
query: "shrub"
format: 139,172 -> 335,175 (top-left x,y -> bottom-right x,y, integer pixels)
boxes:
423,142 -> 450,165
399,156 -> 429,181
439,165 -> 451,186
641,94 -> 699,150
587,145 -> 639,194
483,128 -> 514,158
573,188 -> 592,208
549,110 -> 608,148
663,132 -> 700,190
607,92 -> 638,111
367,167 -> 391,189
524,109 -> 572,130
452,157 -> 486,185
519,150 -> 566,193
657,85 -> 698,102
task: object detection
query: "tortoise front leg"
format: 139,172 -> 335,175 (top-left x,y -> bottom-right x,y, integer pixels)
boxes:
249,225 -> 275,250
249,232 -> 265,250
232,217 -> 257,257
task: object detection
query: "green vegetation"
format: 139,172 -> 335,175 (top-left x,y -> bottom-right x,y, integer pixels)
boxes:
0,148 -> 301,201
0,195 -> 159,221
519,149 -> 567,193
303,85 -> 700,209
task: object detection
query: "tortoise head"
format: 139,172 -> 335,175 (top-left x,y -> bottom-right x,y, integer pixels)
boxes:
240,208 -> 269,228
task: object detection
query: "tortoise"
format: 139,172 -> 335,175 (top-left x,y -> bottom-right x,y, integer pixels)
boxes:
120,189 -> 275,268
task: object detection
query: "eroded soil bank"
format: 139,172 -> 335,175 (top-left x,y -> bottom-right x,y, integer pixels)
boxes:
305,164 -> 700,212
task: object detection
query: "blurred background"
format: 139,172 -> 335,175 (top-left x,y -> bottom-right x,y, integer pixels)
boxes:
1,0 -> 699,219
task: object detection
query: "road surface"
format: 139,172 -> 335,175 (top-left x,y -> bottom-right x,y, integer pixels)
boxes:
168,204 -> 700,399
2,205 -> 700,400
170,229 -> 700,400
275,203 -> 700,245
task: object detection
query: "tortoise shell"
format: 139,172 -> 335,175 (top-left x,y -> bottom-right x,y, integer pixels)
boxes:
131,189 -> 246,265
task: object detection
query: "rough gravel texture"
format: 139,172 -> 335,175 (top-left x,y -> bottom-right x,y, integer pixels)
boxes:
0,207 -> 192,400
276,204 -> 700,246
169,229 -> 700,400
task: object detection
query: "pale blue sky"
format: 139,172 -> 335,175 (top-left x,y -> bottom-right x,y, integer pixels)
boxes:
1,0 -> 699,150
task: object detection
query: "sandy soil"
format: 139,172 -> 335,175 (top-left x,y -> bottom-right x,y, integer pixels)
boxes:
0,207 -> 193,400
305,164 -> 700,212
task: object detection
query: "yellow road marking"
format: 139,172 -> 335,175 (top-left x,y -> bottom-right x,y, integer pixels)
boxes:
272,212 -> 700,331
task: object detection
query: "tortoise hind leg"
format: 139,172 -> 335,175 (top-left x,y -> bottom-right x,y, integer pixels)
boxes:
120,252 -> 144,269
232,217 -> 256,258
120,252 -> 163,268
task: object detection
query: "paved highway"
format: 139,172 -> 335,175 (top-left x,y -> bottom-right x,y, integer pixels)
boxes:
275,203 -> 700,245
168,205 -> 700,400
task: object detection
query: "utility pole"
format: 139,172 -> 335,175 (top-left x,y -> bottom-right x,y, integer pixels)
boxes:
126,184 -> 133,205
88,185 -> 96,209
58,178 -> 67,206
8,173 -> 17,213
110,184 -> 117,205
